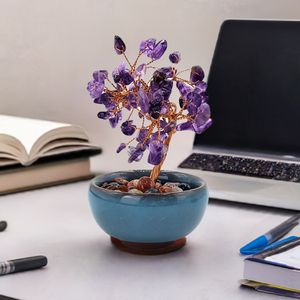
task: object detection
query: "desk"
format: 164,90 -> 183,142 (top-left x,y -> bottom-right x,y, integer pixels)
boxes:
0,179 -> 297,300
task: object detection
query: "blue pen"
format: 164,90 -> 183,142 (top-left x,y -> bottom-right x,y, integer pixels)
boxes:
240,212 -> 300,255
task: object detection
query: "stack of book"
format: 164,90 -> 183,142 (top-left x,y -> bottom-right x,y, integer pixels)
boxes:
241,237 -> 300,297
0,115 -> 102,195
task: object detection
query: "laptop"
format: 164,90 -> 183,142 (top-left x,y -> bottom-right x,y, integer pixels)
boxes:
178,19 -> 300,210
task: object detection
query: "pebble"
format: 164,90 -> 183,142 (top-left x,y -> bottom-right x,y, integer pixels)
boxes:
99,177 -> 193,194
127,179 -> 139,190
158,186 -> 174,193
171,186 -> 183,193
137,177 -> 156,193
127,181 -> 135,190
178,183 -> 192,191
113,177 -> 128,186
106,185 -> 119,190
129,189 -> 143,194
132,179 -> 139,188
145,188 -> 159,194
155,182 -> 162,189
164,182 -> 180,188
109,182 -> 121,187
115,185 -> 128,192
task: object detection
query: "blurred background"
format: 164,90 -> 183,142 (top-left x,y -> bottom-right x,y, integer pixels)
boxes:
1,0 -> 300,174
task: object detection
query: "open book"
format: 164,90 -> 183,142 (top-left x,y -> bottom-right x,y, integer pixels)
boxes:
0,115 -> 101,167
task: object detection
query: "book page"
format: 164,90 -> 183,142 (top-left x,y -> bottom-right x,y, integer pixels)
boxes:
265,245 -> 300,269
0,158 -> 18,167
37,139 -> 100,156
0,115 -> 71,155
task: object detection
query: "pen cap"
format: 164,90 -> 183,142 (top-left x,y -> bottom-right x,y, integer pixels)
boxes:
11,256 -> 47,273
240,235 -> 269,254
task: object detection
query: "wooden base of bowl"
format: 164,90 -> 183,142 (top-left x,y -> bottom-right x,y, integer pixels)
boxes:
110,236 -> 186,255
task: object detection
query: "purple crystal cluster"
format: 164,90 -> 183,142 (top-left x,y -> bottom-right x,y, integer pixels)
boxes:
87,36 -> 212,166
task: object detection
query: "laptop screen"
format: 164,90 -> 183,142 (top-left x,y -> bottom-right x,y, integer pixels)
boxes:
193,19 -> 300,158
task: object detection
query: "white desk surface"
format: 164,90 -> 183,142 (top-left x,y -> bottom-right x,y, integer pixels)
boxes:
0,179 -> 299,300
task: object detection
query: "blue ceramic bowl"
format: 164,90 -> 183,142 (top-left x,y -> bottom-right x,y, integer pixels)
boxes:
88,170 -> 209,244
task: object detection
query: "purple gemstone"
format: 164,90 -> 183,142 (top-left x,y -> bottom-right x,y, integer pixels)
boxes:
128,83 -> 134,92
196,81 -> 207,91
139,141 -> 150,150
109,110 -> 123,128
136,128 -> 150,150
150,131 -> 159,141
112,62 -> 126,77
152,71 -> 167,85
152,89 -> 163,102
116,143 -> 126,153
176,121 -> 194,131
93,97 -> 102,104
187,91 -> 202,107
128,144 -> 145,163
92,70 -> 108,83
164,121 -> 176,133
149,98 -> 162,119
123,103 -> 131,111
151,131 -> 168,142
121,120 -> 136,136
103,96 -> 116,110
133,64 -> 147,80
160,120 -> 167,128
160,101 -> 170,115
113,73 -> 121,84
179,97 -> 185,109
115,84 -> 122,91
200,91 -> 209,103
119,70 -> 134,85
113,62 -> 133,86
159,80 -> 173,100
137,89 -> 149,114
147,90 -> 154,102
176,81 -> 193,98
195,103 -> 211,127
169,52 -> 181,64
87,80 -> 105,99
139,38 -> 156,55
190,65 -> 205,83
192,118 -> 213,134
136,128 -> 149,143
114,35 -> 126,55
150,80 -> 160,91
187,102 -> 198,115
97,110 -> 114,120
99,93 -> 112,107
158,67 -> 173,78
128,92 -> 138,108
148,140 -> 167,165
149,40 -> 167,60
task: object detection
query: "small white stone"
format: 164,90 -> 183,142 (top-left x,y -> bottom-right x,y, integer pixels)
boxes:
171,186 -> 183,193
128,188 -> 143,194
164,182 -> 180,187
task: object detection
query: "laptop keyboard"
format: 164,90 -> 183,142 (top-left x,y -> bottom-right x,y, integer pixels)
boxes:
178,153 -> 300,183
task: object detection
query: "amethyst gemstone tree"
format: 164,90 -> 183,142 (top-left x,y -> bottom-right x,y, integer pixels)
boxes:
87,36 -> 212,182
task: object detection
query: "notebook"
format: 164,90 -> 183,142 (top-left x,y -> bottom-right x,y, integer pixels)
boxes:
178,19 -> 300,209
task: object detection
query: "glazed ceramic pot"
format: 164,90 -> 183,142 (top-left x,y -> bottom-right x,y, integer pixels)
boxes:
88,170 -> 209,254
